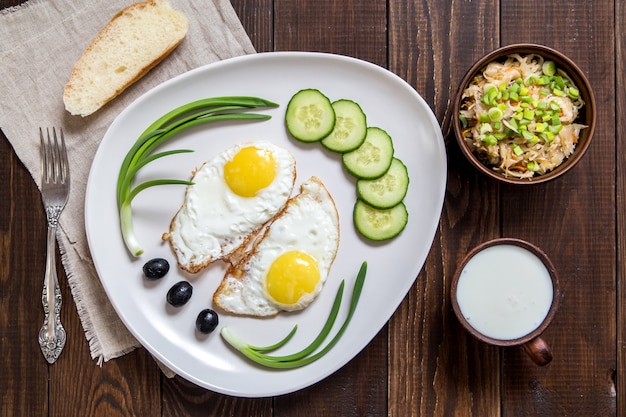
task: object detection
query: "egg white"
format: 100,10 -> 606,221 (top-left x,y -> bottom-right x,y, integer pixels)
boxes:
165,141 -> 296,273
213,176 -> 340,316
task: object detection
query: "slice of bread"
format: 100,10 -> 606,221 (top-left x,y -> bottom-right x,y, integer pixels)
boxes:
63,0 -> 188,117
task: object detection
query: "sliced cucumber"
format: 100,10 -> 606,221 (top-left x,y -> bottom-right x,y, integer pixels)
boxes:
342,127 -> 394,179
353,200 -> 408,241
357,158 -> 409,209
320,99 -> 367,152
285,89 -> 336,142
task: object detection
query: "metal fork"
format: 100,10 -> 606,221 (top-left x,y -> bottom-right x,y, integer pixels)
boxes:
38,127 -> 70,364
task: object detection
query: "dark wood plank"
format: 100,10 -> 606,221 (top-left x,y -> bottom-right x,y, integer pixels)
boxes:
0,1 -> 45,412
617,0 -> 626,414
49,330 -> 161,417
162,377 -> 272,417
387,0 -> 502,415
499,0 -> 617,415
0,0 -> 19,7
274,0 -> 387,68
273,347 -> 388,417
0,135 -> 49,417
231,0 -> 274,53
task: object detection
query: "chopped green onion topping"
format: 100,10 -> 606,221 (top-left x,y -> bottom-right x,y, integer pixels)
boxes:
503,119 -> 518,133
549,124 -> 563,134
481,134 -> 497,145
462,57 -> 585,162
523,109 -> 535,120
535,122 -> 547,133
459,114 -> 468,129
482,84 -> 499,105
567,87 -> 580,99
525,75 -> 540,85
521,130 -> 536,142
554,76 -> 566,89
488,107 -> 503,121
542,61 -> 556,76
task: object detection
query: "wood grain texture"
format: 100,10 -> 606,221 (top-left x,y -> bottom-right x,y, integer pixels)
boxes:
1,0 -> 623,415
0,138 -> 49,417
231,0 -> 274,52
162,377 -> 272,417
500,1 -> 617,415
388,0 -> 502,416
617,0 -> 626,413
274,0 -> 387,67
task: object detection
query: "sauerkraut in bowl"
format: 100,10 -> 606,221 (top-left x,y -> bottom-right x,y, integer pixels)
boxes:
454,45 -> 595,182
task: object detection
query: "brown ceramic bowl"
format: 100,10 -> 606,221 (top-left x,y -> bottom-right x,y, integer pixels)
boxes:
452,44 -> 596,184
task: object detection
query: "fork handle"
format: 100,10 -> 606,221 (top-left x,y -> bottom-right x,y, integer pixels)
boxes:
39,223 -> 66,364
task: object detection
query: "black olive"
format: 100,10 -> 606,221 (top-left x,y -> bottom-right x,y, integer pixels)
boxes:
195,309 -> 219,334
143,258 -> 170,280
166,281 -> 193,307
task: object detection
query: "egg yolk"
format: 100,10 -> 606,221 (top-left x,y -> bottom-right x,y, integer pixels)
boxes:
223,146 -> 276,197
266,251 -> 320,305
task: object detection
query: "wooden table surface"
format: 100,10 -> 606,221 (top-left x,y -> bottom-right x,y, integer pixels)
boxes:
1,0 -> 623,415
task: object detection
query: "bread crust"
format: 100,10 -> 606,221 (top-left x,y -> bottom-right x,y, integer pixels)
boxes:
63,0 -> 188,116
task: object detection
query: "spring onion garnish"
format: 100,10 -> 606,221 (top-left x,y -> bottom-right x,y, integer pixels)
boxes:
221,261 -> 368,369
116,96 -> 279,256
466,58 -> 582,152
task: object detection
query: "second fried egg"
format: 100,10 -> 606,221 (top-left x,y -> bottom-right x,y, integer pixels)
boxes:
213,176 -> 340,316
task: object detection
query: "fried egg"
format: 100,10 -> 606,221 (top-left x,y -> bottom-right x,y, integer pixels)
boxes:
164,142 -> 296,273
213,176 -> 340,316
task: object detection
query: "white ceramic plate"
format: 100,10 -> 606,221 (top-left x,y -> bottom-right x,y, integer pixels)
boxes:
85,52 -> 446,397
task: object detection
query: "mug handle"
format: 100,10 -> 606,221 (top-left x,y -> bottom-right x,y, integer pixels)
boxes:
522,336 -> 553,366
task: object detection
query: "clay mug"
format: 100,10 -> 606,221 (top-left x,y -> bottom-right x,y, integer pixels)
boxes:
450,238 -> 560,366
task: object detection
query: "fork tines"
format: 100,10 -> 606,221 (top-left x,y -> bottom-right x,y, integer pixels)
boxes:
40,127 -> 69,185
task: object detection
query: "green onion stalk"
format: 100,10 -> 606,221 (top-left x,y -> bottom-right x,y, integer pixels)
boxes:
117,96 -> 279,257
221,261 -> 368,369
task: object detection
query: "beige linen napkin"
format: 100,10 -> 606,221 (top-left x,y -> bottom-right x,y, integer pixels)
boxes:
0,0 -> 255,370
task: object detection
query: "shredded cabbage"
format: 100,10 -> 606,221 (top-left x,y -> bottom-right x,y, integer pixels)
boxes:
459,54 -> 586,179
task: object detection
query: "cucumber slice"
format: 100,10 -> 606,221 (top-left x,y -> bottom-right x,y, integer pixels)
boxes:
357,158 -> 409,209
353,200 -> 408,241
320,99 -> 367,152
285,89 -> 335,142
342,127 -> 394,179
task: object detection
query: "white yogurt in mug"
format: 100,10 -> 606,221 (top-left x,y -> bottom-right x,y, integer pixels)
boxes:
455,244 -> 554,341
